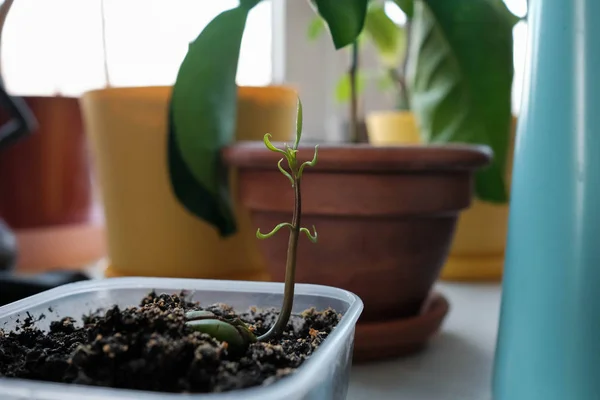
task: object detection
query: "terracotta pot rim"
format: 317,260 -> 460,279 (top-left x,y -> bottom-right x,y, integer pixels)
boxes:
13,95 -> 80,102
223,142 -> 492,172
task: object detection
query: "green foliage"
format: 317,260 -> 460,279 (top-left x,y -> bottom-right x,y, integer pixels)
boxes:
169,1 -> 367,236
394,0 -> 414,18
364,3 -> 406,68
335,71 -> 366,104
307,15 -> 326,40
310,0 -> 369,49
168,4 -> 258,237
312,2 -> 406,105
406,0 -> 517,203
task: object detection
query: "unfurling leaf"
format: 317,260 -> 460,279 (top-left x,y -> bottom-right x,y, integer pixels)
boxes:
298,145 -> 319,177
278,158 -> 294,186
300,226 -> 318,243
256,222 -> 294,239
293,97 -> 303,149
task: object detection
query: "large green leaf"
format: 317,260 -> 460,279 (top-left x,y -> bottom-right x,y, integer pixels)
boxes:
364,4 -> 406,68
406,0 -> 516,203
168,4 -> 259,237
311,0 -> 369,49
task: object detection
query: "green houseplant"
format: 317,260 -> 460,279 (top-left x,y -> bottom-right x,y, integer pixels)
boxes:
313,0 -> 520,282
365,0 -> 519,281
170,0 -> 493,362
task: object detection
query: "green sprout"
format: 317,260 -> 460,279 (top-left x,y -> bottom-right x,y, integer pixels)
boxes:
185,96 -> 319,348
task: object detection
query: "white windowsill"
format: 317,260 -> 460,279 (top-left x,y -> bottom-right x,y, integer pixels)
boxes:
348,282 -> 502,400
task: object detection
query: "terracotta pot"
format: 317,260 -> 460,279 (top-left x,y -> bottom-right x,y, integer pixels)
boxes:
0,218 -> 16,271
0,96 -> 106,272
365,109 -> 516,281
0,97 -> 92,228
81,85 -> 297,280
223,143 -> 491,321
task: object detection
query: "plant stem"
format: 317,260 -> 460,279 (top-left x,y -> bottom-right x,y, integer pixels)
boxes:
257,177 -> 301,341
394,19 -> 412,111
389,68 -> 410,111
349,41 -> 359,143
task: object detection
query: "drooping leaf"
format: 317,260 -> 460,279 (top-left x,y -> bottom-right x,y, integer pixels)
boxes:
311,0 -> 369,49
393,0 -> 414,18
406,0 -> 514,203
240,0 -> 262,9
335,70 -> 366,103
168,4 -> 259,236
364,4 -> 406,68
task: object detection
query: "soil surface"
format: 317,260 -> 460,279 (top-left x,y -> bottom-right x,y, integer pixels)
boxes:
0,291 -> 340,393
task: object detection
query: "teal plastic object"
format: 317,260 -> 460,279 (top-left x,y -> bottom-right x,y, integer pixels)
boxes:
493,0 -> 600,399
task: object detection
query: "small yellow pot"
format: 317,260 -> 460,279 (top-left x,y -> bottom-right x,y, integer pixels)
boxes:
440,117 -> 516,281
80,86 -> 297,280
366,110 -> 516,281
366,110 -> 420,145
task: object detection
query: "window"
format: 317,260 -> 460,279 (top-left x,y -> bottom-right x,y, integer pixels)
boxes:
1,0 -> 273,96
1,0 -> 527,139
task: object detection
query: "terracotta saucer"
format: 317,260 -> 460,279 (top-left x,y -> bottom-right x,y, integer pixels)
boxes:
353,292 -> 450,363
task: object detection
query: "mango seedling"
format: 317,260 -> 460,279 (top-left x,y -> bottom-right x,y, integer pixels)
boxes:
185,97 -> 319,349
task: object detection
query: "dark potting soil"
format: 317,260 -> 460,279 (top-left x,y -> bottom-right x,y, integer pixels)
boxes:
0,291 -> 340,393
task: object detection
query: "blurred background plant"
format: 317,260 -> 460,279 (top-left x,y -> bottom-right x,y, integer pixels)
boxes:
308,0 -> 410,110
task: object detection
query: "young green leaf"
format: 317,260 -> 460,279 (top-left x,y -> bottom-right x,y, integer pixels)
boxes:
168,4 -> 259,236
256,222 -> 293,239
277,158 -> 294,186
310,0 -> 369,49
406,0 -> 515,203
300,226 -> 318,243
298,145 -> 319,177
293,97 -> 303,149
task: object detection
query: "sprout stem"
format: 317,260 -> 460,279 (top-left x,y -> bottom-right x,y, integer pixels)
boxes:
258,173 -> 302,341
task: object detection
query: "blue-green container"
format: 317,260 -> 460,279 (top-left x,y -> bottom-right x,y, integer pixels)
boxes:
493,0 -> 600,399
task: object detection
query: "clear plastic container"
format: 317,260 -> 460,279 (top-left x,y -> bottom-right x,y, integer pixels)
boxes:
0,277 -> 363,400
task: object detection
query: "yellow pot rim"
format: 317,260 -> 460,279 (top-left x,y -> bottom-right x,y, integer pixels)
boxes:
82,85 -> 299,103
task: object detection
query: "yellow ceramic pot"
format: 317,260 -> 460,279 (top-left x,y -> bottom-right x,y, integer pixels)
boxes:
440,117 -> 516,281
366,110 -> 516,281
366,110 -> 420,145
80,86 -> 297,280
